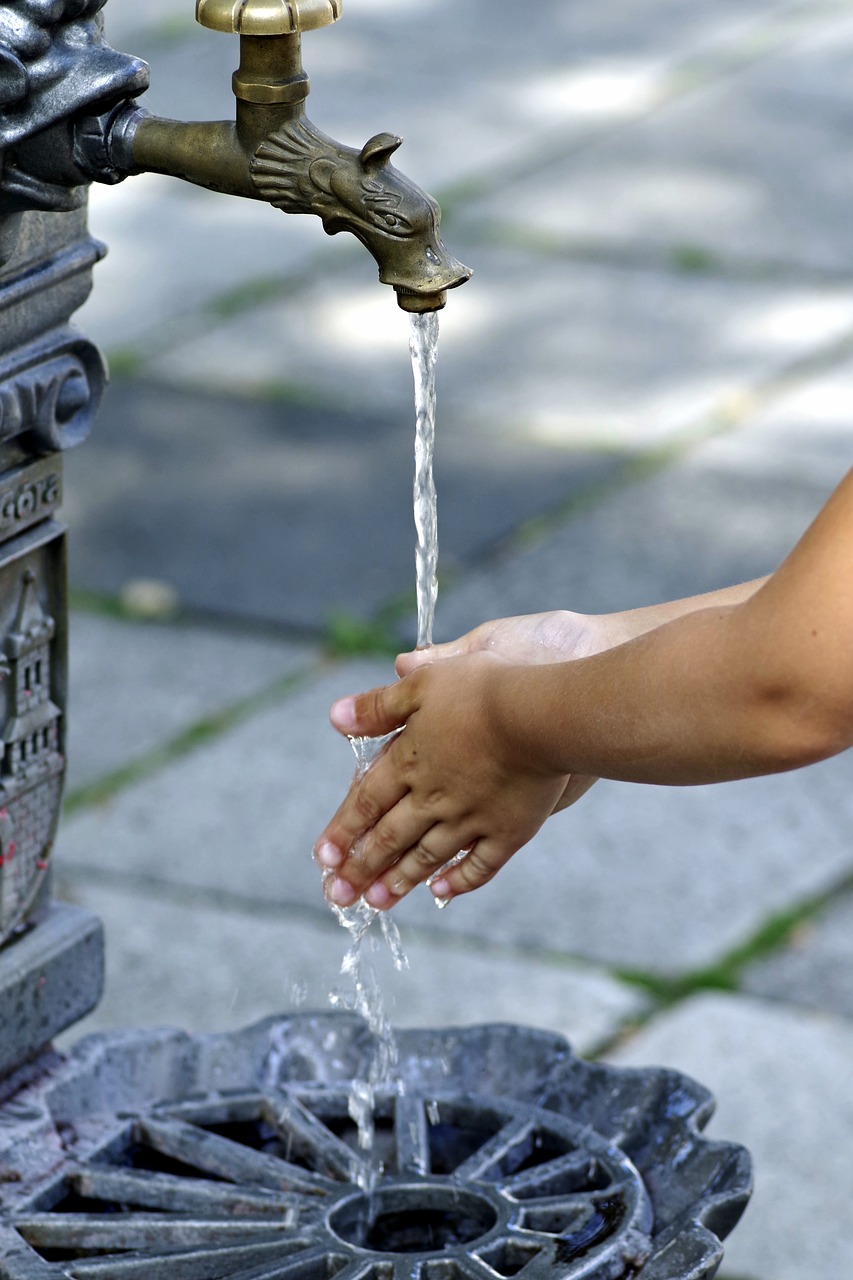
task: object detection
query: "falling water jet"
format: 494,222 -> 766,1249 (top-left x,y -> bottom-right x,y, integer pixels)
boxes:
410,310 -> 441,650
323,311 -> 443,1193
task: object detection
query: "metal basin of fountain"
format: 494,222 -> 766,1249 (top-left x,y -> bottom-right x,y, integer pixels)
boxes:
0,1014 -> 751,1280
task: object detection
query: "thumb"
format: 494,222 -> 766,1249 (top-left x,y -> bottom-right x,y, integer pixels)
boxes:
330,678 -> 418,738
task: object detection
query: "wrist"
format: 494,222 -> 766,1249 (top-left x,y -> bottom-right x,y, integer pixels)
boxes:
486,661 -> 576,777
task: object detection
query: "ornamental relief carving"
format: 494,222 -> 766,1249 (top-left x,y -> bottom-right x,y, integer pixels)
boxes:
0,334 -> 105,452
0,560 -> 65,942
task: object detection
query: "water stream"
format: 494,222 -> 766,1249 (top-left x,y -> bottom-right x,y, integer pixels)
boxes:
411,311 -> 441,649
323,312 -> 442,1194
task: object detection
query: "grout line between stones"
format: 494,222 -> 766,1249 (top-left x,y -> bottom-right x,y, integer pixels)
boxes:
62,657 -> 332,817
56,858 -> 644,981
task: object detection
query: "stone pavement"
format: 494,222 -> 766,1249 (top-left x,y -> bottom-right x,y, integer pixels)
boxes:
46,0 -> 853,1275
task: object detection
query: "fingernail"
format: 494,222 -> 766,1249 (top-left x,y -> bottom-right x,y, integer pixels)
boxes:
365,882 -> 394,909
330,696 -> 358,733
429,878 -> 451,898
314,841 -> 344,869
329,877 -> 358,907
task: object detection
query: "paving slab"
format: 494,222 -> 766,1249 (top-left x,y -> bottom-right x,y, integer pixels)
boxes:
54,876 -> 646,1055
144,245 -> 853,448
54,655 -> 394,897
608,993 -> 853,1280
80,0 -> 823,352
82,176 -> 330,355
61,376 -> 618,629
433,355 -> 853,641
462,7 -> 853,279
53,642 -> 853,977
742,886 -> 853,1019
66,611 -> 316,791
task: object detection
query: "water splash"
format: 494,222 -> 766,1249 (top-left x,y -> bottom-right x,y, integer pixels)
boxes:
324,734 -> 407,1193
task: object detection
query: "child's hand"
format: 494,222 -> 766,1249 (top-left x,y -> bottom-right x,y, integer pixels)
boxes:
314,653 -> 571,910
396,612 -> 606,814
395,611 -> 619,675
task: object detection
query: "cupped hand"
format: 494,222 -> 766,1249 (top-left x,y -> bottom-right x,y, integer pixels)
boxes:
314,653 -> 570,910
396,612 -> 603,815
395,611 -> 601,675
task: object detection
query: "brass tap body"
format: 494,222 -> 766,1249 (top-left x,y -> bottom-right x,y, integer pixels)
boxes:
106,10 -> 470,312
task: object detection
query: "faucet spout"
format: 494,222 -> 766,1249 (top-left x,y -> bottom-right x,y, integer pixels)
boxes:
88,28 -> 471,311
252,120 -> 472,311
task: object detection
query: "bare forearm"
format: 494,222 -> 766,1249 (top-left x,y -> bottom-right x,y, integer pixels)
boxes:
602,578 -> 768,647
493,596 -> 852,786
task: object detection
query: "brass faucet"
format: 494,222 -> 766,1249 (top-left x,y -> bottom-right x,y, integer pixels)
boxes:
81,0 -> 472,312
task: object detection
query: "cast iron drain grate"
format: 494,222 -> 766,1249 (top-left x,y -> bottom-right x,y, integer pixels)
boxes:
0,1016 -> 751,1280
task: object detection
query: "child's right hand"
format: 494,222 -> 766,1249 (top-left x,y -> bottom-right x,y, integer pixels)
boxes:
396,611 -> 613,812
315,652 -> 573,909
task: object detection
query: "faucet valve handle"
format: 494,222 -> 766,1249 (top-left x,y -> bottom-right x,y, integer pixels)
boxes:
196,0 -> 341,35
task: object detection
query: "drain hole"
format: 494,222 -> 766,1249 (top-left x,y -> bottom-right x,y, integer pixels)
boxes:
510,1158 -> 611,1200
518,1205 -> 589,1234
119,1142 -> 228,1181
202,1119 -> 300,1163
428,1119 -> 505,1175
368,1208 -> 481,1253
325,1115 -> 397,1170
475,1238 -> 544,1277
330,1187 -> 498,1254
509,1131 -> 575,1175
553,1196 -> 628,1265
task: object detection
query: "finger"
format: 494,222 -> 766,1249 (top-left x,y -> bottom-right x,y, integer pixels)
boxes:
330,677 -> 420,738
325,793 -> 449,907
427,838 -> 517,903
314,753 -> 409,872
362,828 -> 478,909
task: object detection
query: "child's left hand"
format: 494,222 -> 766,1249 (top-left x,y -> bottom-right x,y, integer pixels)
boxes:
313,652 -> 571,910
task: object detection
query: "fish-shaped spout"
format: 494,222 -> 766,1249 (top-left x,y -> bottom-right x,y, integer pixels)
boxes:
253,121 -> 471,310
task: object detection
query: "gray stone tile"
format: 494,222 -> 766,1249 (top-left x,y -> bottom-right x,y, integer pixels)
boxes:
742,888 -> 853,1019
55,877 -> 646,1055
433,356 -> 853,639
62,376 -> 619,630
145,247 -> 853,449
66,611 -> 316,790
462,9 -> 853,277
55,656 -> 396,898
81,177 -> 328,354
81,0 -> 814,351
53,648 -> 853,977
608,993 -> 853,1280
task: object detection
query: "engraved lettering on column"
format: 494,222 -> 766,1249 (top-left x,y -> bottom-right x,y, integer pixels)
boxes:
0,457 -> 62,543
